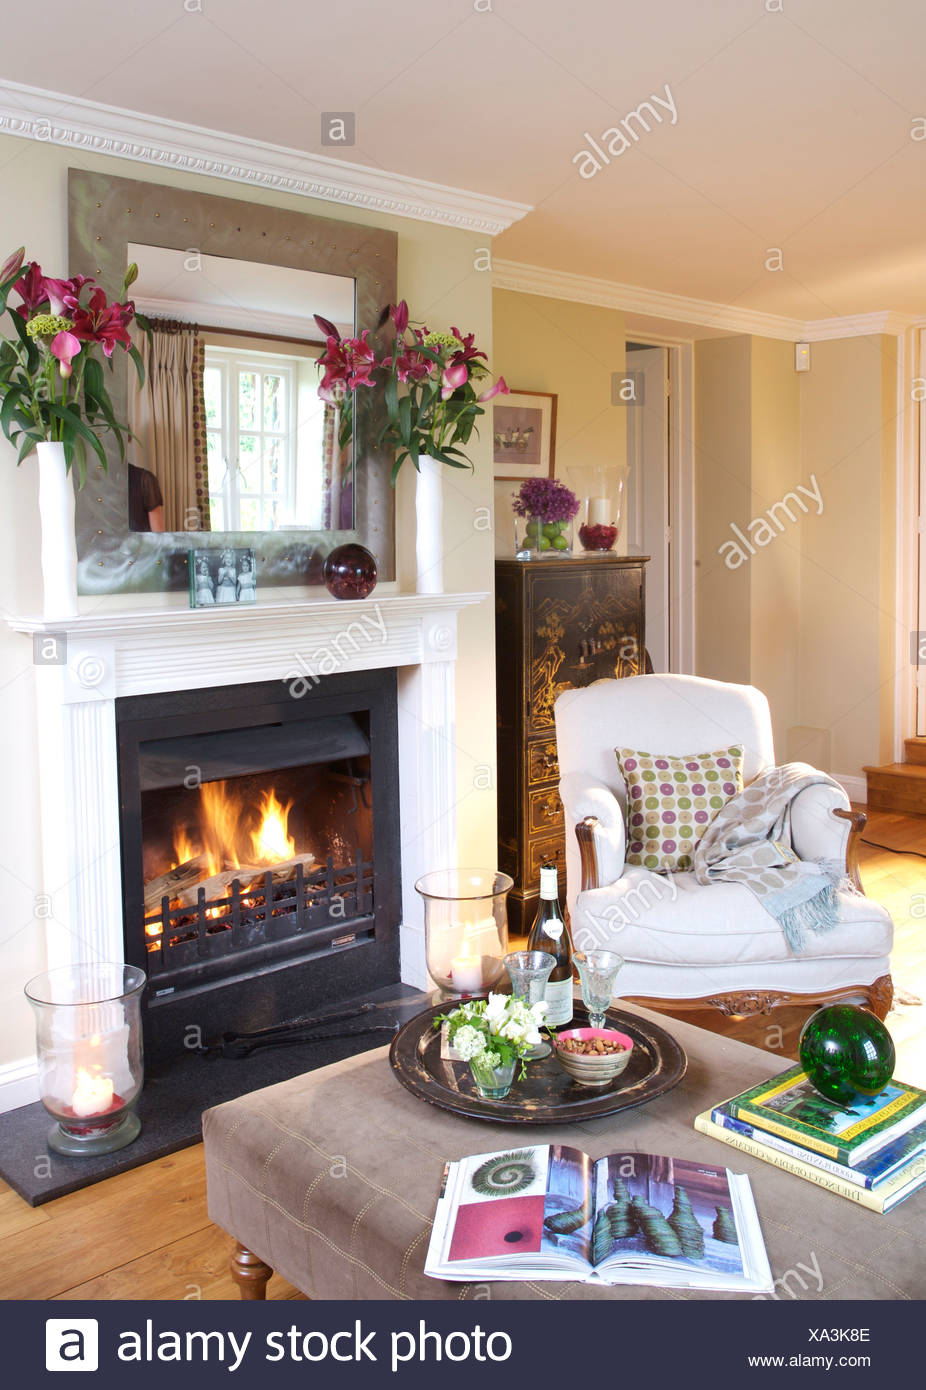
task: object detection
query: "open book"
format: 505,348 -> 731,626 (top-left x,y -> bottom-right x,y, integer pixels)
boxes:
426,1144 -> 773,1292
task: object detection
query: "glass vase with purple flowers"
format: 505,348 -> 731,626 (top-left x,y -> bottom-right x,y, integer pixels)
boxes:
512,477 -> 580,559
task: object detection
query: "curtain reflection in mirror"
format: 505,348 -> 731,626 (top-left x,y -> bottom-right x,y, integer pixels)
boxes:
128,320 -> 207,534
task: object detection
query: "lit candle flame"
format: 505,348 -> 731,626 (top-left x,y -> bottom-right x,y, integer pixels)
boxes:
72,1067 -> 114,1119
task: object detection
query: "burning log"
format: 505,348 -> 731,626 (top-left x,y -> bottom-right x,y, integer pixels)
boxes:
172,852 -> 316,908
143,854 -> 211,915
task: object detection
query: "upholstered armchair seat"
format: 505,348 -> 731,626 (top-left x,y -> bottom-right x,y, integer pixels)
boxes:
554,674 -> 894,1018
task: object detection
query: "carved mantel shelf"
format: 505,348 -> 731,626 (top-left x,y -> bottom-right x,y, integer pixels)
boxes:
8,592 -> 487,701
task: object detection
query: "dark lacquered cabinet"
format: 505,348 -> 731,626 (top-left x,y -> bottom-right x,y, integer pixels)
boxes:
495,555 -> 647,932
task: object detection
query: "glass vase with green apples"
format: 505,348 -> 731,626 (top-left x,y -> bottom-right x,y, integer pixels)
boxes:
513,477 -> 579,559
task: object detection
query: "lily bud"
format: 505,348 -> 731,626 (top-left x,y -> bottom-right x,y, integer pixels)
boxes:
0,246 -> 25,282
122,262 -> 139,293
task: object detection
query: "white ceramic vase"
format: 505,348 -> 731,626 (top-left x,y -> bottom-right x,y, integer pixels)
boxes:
36,440 -> 79,620
415,454 -> 444,595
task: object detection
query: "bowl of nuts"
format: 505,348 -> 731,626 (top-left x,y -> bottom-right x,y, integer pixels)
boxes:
553,1027 -> 634,1087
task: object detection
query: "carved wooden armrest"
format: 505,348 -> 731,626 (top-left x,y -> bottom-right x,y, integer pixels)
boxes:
833,806 -> 867,893
575,816 -> 601,892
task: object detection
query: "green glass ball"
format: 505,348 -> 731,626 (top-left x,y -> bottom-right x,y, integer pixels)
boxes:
798,1005 -> 895,1104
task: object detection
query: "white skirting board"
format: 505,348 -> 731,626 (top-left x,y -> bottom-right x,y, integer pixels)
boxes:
0,1055 -> 40,1114
833,774 -> 867,805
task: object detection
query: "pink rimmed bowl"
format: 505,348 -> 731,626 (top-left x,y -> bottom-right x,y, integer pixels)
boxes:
553,1027 -> 634,1088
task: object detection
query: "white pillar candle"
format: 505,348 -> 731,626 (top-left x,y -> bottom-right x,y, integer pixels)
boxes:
72,1067 -> 115,1118
588,497 -> 611,526
450,949 -> 485,993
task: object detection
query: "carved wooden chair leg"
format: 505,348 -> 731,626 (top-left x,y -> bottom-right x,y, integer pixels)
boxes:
866,974 -> 894,1021
230,1241 -> 274,1299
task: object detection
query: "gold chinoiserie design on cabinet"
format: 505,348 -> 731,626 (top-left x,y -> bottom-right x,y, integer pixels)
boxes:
496,555 -> 648,933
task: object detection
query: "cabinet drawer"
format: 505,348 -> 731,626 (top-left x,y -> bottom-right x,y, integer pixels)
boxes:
528,740 -> 559,785
528,786 -> 563,834
527,833 -> 565,881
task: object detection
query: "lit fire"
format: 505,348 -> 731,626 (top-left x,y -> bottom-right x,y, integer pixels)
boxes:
145,779 -> 298,940
251,788 -> 296,863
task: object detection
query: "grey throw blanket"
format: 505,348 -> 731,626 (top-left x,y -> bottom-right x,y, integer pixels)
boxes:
692,763 -> 850,953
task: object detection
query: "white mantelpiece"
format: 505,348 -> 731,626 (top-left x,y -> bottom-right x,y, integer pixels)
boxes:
6,591 -> 486,1107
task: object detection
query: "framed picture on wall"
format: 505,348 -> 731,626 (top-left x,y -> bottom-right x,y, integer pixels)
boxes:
493,390 -> 557,480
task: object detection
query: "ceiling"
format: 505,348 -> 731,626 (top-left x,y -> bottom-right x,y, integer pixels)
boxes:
6,0 -> 926,318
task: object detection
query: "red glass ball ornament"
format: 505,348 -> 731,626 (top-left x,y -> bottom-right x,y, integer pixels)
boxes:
323,543 -> 378,600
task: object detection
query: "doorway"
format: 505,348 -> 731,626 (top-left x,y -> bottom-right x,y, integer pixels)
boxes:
623,340 -> 693,673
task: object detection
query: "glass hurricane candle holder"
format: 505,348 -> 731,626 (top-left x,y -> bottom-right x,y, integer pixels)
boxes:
24,963 -> 146,1157
568,463 -> 629,553
416,869 -> 512,997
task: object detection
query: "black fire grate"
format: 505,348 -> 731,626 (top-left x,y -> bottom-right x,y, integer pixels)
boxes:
143,851 -> 374,974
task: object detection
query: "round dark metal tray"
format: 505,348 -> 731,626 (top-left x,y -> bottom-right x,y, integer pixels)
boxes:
389,1001 -> 687,1124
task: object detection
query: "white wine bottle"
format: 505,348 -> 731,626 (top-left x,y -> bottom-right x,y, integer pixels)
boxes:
527,863 -> 574,1026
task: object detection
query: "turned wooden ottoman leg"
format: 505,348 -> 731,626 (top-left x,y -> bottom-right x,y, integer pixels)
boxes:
230,1241 -> 274,1299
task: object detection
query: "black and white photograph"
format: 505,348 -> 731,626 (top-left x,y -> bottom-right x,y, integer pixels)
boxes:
188,548 -> 257,608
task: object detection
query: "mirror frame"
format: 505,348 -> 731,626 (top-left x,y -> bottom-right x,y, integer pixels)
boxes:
68,169 -> 398,594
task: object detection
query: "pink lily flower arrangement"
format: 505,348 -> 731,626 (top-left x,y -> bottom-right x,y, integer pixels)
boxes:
314,301 -> 507,483
0,248 -> 145,483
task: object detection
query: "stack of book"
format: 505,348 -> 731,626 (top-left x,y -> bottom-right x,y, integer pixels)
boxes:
694,1064 -> 926,1213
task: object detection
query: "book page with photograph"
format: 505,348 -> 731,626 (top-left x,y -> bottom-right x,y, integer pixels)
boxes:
590,1153 -> 744,1279
445,1145 -> 590,1270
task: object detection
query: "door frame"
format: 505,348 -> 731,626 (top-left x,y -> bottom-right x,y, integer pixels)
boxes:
895,326 -> 923,752
624,334 -> 695,674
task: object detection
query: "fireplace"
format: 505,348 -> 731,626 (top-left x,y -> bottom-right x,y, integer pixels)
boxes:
116,670 -> 400,1061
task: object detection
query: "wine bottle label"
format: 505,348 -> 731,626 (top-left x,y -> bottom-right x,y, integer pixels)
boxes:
539,866 -> 559,900
543,977 -> 574,1026
541,921 -> 564,941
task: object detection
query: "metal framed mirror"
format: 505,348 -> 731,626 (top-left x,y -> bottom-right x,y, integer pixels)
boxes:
68,169 -> 398,594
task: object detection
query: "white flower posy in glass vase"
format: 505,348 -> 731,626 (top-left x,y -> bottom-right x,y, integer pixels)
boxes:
437,993 -> 549,1100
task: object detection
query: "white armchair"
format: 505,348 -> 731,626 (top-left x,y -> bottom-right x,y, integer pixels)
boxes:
554,674 -> 893,1019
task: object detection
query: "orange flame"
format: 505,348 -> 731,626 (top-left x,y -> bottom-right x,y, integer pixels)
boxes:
250,787 -> 295,864
146,779 -> 298,935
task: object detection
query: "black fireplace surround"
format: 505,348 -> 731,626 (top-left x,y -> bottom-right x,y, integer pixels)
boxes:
116,669 -> 402,1062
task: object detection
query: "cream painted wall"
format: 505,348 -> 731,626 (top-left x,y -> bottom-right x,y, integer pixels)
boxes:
491,289 -> 626,555
798,335 -> 897,777
749,337 -> 802,757
694,331 -> 897,781
0,135 -> 498,1074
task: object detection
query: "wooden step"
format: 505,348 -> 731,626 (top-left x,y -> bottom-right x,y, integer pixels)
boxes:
905,737 -> 926,767
863,762 -> 926,815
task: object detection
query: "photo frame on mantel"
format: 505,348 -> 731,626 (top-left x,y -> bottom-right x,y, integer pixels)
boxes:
68,169 -> 398,596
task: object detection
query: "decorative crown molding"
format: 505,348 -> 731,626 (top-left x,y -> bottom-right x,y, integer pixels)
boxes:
493,259 -> 914,342
0,79 -> 532,236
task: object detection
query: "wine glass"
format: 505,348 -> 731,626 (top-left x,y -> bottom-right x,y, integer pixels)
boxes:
573,950 -> 624,1029
504,950 -> 555,1059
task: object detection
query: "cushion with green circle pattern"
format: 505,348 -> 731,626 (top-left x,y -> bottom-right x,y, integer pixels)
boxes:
616,744 -> 745,874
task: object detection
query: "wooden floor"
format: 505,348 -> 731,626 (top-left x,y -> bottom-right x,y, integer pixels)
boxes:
0,809 -> 923,1301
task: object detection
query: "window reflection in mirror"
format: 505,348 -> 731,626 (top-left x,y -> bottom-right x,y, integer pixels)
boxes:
125,244 -> 356,535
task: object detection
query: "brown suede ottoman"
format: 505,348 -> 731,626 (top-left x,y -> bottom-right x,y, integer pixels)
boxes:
203,1005 -> 926,1301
